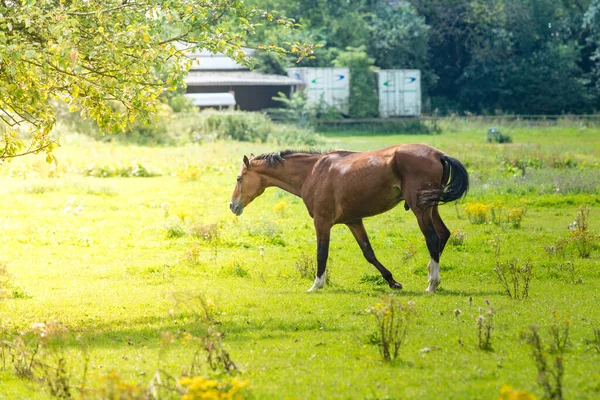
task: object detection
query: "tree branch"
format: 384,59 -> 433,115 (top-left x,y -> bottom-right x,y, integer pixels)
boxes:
66,3 -> 141,16
0,139 -> 58,160
158,30 -> 191,46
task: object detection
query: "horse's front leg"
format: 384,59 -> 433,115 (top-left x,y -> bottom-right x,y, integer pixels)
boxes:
307,223 -> 331,292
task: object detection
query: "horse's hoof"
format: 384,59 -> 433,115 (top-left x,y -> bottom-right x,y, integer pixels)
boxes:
307,276 -> 325,292
426,278 -> 440,293
390,282 -> 403,290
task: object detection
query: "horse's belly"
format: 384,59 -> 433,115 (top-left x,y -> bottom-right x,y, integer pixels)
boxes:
337,186 -> 402,222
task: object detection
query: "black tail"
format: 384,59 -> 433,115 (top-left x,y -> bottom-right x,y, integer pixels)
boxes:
419,155 -> 469,206
439,155 -> 469,203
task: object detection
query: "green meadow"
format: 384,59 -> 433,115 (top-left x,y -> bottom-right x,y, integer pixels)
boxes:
1,120 -> 599,399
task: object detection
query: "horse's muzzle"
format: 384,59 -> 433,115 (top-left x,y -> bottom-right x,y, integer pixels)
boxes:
229,201 -> 244,216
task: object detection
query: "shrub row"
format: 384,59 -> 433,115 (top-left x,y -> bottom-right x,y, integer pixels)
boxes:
60,105 -> 323,147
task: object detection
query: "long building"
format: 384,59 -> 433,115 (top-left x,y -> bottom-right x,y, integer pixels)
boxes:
184,50 -> 303,111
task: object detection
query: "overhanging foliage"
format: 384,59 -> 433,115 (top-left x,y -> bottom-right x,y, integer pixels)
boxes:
0,0 -> 315,161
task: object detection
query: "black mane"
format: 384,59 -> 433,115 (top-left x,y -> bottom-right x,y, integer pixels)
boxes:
254,149 -> 323,167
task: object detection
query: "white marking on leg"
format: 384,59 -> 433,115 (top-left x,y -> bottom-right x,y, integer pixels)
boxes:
426,258 -> 441,292
307,275 -> 326,292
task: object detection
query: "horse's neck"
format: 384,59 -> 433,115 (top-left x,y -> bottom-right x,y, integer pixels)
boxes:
259,154 -> 320,197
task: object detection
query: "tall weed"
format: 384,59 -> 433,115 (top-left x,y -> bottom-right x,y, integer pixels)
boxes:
585,326 -> 600,354
522,314 -> 570,400
568,206 -> 595,258
547,206 -> 597,259
366,297 -> 416,362
294,252 -> 316,281
476,302 -> 495,351
493,239 -> 533,300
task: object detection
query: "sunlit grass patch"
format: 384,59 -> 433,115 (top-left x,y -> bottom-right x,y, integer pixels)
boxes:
220,262 -> 250,278
0,124 -> 599,399
246,218 -> 286,246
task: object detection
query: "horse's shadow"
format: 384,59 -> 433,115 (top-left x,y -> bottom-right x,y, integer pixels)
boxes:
321,285 -> 504,297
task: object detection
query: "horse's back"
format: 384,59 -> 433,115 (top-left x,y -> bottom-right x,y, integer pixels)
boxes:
325,144 -> 444,177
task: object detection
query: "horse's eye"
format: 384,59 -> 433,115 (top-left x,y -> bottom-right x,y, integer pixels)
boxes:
236,177 -> 242,183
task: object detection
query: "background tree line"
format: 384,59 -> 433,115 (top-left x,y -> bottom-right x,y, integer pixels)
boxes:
250,0 -> 600,116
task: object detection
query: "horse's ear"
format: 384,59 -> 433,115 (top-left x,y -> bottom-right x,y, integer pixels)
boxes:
250,153 -> 255,158
243,155 -> 250,169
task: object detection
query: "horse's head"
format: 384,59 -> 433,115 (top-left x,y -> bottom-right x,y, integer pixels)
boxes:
229,155 -> 265,216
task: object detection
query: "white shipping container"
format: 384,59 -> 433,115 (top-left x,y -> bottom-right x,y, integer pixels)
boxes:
288,67 -> 350,114
376,70 -> 421,117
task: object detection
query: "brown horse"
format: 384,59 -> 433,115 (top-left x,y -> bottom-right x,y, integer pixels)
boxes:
229,144 -> 469,293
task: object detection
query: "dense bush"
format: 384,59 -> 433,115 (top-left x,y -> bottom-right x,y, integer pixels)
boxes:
195,111 -> 323,145
119,118 -> 173,145
200,111 -> 271,142
58,103 -> 176,146
270,124 -> 323,146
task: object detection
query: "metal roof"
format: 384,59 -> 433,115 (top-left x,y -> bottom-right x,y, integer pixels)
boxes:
184,93 -> 236,107
185,70 -> 304,87
175,43 -> 255,70
187,52 -> 248,70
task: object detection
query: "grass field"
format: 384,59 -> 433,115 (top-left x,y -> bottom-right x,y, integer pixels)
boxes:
1,120 -> 599,399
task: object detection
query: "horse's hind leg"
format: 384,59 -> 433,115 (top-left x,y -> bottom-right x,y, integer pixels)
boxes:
413,206 -> 443,292
428,206 -> 451,292
346,220 -> 402,290
432,205 -> 451,256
